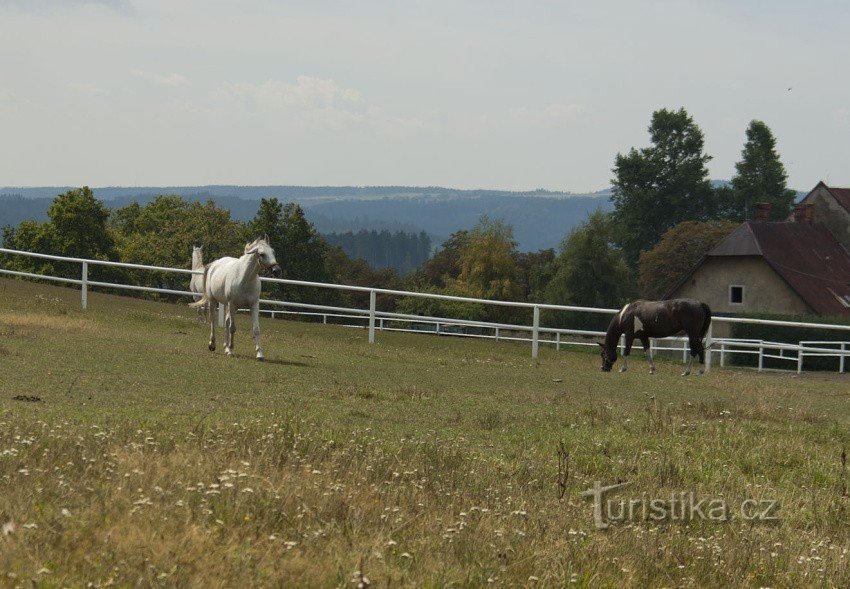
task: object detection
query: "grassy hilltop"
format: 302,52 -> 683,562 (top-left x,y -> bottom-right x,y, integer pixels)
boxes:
0,278 -> 848,587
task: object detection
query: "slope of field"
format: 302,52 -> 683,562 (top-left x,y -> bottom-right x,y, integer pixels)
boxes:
0,278 -> 848,587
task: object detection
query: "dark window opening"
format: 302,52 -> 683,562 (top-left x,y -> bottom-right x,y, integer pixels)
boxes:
730,285 -> 744,305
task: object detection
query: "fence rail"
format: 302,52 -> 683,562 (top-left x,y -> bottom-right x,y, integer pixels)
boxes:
2,246 -> 849,373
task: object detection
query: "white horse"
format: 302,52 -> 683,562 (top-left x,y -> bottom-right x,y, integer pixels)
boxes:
189,245 -> 207,322
190,237 -> 281,360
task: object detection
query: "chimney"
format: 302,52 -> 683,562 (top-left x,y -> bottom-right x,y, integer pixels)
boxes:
792,203 -> 815,223
753,202 -> 772,222
803,202 -> 814,223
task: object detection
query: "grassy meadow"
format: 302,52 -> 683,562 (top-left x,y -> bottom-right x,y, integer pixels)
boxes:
0,277 -> 849,587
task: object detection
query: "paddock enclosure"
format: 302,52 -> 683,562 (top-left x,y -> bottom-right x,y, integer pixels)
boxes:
1,267 -> 849,587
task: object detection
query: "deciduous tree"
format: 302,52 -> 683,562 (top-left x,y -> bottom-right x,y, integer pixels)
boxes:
637,220 -> 738,299
545,211 -> 633,329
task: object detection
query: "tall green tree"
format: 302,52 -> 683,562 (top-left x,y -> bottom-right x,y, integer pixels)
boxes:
611,108 -> 715,265
545,211 -> 633,329
249,199 -> 330,302
729,120 -> 796,221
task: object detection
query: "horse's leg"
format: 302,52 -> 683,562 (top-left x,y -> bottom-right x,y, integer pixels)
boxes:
225,303 -> 236,357
620,333 -> 633,372
696,338 -> 706,375
251,302 -> 265,361
641,336 -> 655,374
208,299 -> 217,352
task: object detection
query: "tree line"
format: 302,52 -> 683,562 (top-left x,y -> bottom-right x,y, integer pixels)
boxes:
323,230 -> 431,274
1,107 -> 797,328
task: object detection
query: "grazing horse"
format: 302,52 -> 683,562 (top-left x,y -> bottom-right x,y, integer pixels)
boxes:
189,246 -> 206,322
190,237 -> 281,360
599,299 -> 712,376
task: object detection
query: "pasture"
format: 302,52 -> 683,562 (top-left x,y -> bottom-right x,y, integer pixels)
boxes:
1,277 -> 849,587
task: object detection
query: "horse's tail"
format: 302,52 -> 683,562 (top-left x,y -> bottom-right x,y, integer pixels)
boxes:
189,264 -> 210,310
699,302 -> 712,339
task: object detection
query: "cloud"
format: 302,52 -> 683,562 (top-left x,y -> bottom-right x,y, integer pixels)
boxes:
833,107 -> 849,125
131,69 -> 189,87
2,0 -> 135,15
544,103 -> 583,121
68,82 -> 107,97
215,75 -> 426,133
510,103 -> 584,123
226,76 -> 363,111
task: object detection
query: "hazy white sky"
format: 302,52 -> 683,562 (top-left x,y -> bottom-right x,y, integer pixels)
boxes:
1,0 -> 848,191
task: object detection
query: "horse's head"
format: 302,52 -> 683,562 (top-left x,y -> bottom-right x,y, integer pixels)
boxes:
598,342 -> 616,372
246,237 -> 282,276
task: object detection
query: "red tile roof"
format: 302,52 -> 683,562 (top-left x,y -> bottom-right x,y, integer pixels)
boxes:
706,221 -> 850,316
825,186 -> 850,213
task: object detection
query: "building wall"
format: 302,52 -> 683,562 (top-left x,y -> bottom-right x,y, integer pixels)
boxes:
670,256 -> 810,336
805,186 -> 850,251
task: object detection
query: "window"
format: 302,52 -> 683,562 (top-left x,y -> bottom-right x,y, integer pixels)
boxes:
729,285 -> 744,305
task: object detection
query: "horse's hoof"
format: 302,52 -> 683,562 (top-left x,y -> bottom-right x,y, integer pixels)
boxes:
681,371 -> 691,377
256,355 -> 265,362
225,349 -> 234,357
208,343 -> 215,351
649,369 -> 656,375
619,367 -> 627,373
697,369 -> 705,375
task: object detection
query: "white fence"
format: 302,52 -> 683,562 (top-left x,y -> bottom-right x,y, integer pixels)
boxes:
1,246 -> 849,374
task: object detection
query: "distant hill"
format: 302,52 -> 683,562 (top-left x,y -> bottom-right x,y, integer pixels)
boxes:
0,185 -> 617,251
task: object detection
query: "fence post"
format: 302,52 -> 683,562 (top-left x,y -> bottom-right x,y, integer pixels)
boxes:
556,332 -> 561,351
80,261 -> 88,310
495,327 -> 500,341
531,305 -> 540,359
682,340 -> 687,363
368,290 -> 376,344
758,342 -> 764,372
704,323 -> 713,372
797,344 -> 804,374
841,343 -> 846,374
218,303 -> 224,328
720,343 -> 726,368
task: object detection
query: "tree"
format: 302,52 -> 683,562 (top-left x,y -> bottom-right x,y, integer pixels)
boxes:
514,248 -> 556,301
637,220 -> 738,299
112,195 -> 245,294
611,108 -> 715,265
3,187 -> 117,279
249,199 -> 330,302
409,230 -> 470,289
454,217 -> 521,302
545,211 -> 633,329
728,120 -> 796,221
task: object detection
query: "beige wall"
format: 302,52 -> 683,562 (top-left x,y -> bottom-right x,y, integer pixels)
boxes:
806,186 -> 850,251
671,257 -> 810,336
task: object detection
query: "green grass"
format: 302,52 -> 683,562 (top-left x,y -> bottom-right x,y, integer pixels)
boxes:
1,277 -> 849,587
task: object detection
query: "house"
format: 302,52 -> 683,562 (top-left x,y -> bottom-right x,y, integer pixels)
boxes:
794,181 -> 850,252
667,202 -> 850,323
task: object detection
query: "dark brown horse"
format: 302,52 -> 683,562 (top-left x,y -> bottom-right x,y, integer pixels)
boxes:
599,299 -> 712,375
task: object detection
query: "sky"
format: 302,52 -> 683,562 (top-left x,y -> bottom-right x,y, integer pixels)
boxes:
1,0 -> 848,192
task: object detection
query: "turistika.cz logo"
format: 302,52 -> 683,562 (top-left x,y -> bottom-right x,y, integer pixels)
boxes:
580,481 -> 780,530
